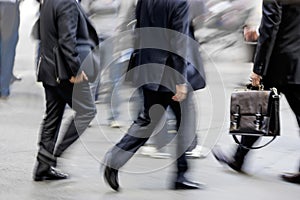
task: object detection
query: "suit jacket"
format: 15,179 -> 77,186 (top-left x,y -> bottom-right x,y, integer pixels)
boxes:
186,0 -> 206,90
37,0 -> 99,86
254,0 -> 300,86
130,0 -> 190,92
116,0 -> 205,91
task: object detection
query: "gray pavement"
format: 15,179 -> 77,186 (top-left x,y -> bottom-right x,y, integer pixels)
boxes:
0,1 -> 299,199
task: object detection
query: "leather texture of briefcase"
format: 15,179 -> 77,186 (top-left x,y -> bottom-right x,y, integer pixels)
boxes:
229,87 -> 280,137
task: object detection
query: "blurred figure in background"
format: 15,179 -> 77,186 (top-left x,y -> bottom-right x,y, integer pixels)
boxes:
103,0 -> 137,128
82,0 -> 123,121
81,0 -> 120,35
204,0 -> 253,31
81,0 -> 121,17
243,0 -> 262,42
214,0 -> 300,185
243,0 -> 262,61
103,0 -> 205,191
193,0 -> 258,62
0,0 -> 20,99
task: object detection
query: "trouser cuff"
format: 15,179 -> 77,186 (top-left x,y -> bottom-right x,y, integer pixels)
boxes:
37,147 -> 57,167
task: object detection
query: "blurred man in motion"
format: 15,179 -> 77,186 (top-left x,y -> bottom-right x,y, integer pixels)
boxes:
214,0 -> 300,185
103,0 -> 205,191
33,0 -> 98,181
243,0 -> 262,43
243,0 -> 262,61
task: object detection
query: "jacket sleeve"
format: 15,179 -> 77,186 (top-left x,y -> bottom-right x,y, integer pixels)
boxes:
253,0 -> 282,76
170,0 -> 190,82
56,0 -> 81,76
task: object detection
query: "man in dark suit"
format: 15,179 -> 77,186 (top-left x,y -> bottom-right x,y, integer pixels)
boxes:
103,0 -> 206,191
33,0 -> 99,181
214,0 -> 300,185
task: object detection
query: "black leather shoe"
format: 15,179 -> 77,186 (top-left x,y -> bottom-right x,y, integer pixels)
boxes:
104,166 -> 119,191
212,149 -> 243,173
281,172 -> 300,185
34,167 -> 68,181
174,179 -> 204,190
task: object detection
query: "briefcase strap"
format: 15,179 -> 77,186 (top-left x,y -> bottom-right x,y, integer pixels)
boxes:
232,135 -> 277,150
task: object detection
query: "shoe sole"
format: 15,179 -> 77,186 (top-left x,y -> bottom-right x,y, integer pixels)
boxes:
33,175 -> 68,181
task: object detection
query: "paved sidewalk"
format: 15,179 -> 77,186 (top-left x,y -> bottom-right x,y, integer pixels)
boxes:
0,1 -> 299,200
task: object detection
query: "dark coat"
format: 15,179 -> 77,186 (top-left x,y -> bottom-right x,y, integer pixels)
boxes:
254,0 -> 300,86
37,0 -> 99,86
128,0 -> 205,92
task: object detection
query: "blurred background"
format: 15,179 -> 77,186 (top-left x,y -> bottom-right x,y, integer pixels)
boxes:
0,0 -> 299,199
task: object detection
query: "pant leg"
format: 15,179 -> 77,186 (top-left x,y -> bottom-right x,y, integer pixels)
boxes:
282,85 -> 300,128
105,89 -> 169,169
54,81 -> 96,156
169,92 -> 197,178
37,84 -> 66,167
233,135 -> 260,165
106,61 -> 126,121
179,92 -> 198,152
151,109 -> 172,150
281,85 -> 300,171
0,3 -> 19,96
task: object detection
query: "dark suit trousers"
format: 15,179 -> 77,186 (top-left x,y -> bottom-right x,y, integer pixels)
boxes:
234,85 -> 300,166
105,88 -> 196,178
37,81 -> 96,167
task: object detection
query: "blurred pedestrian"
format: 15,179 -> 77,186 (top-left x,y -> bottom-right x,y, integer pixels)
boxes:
103,0 -> 137,128
103,0 -> 205,191
243,0 -> 262,61
0,0 -> 20,99
214,0 -> 300,185
81,0 -> 120,17
81,0 -> 121,113
117,0 -> 207,158
33,0 -> 99,181
243,0 -> 262,43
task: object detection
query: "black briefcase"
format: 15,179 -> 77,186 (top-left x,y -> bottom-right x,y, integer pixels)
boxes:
229,86 -> 280,149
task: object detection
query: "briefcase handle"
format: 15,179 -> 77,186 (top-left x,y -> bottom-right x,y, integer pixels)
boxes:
246,83 -> 264,91
232,135 -> 277,150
